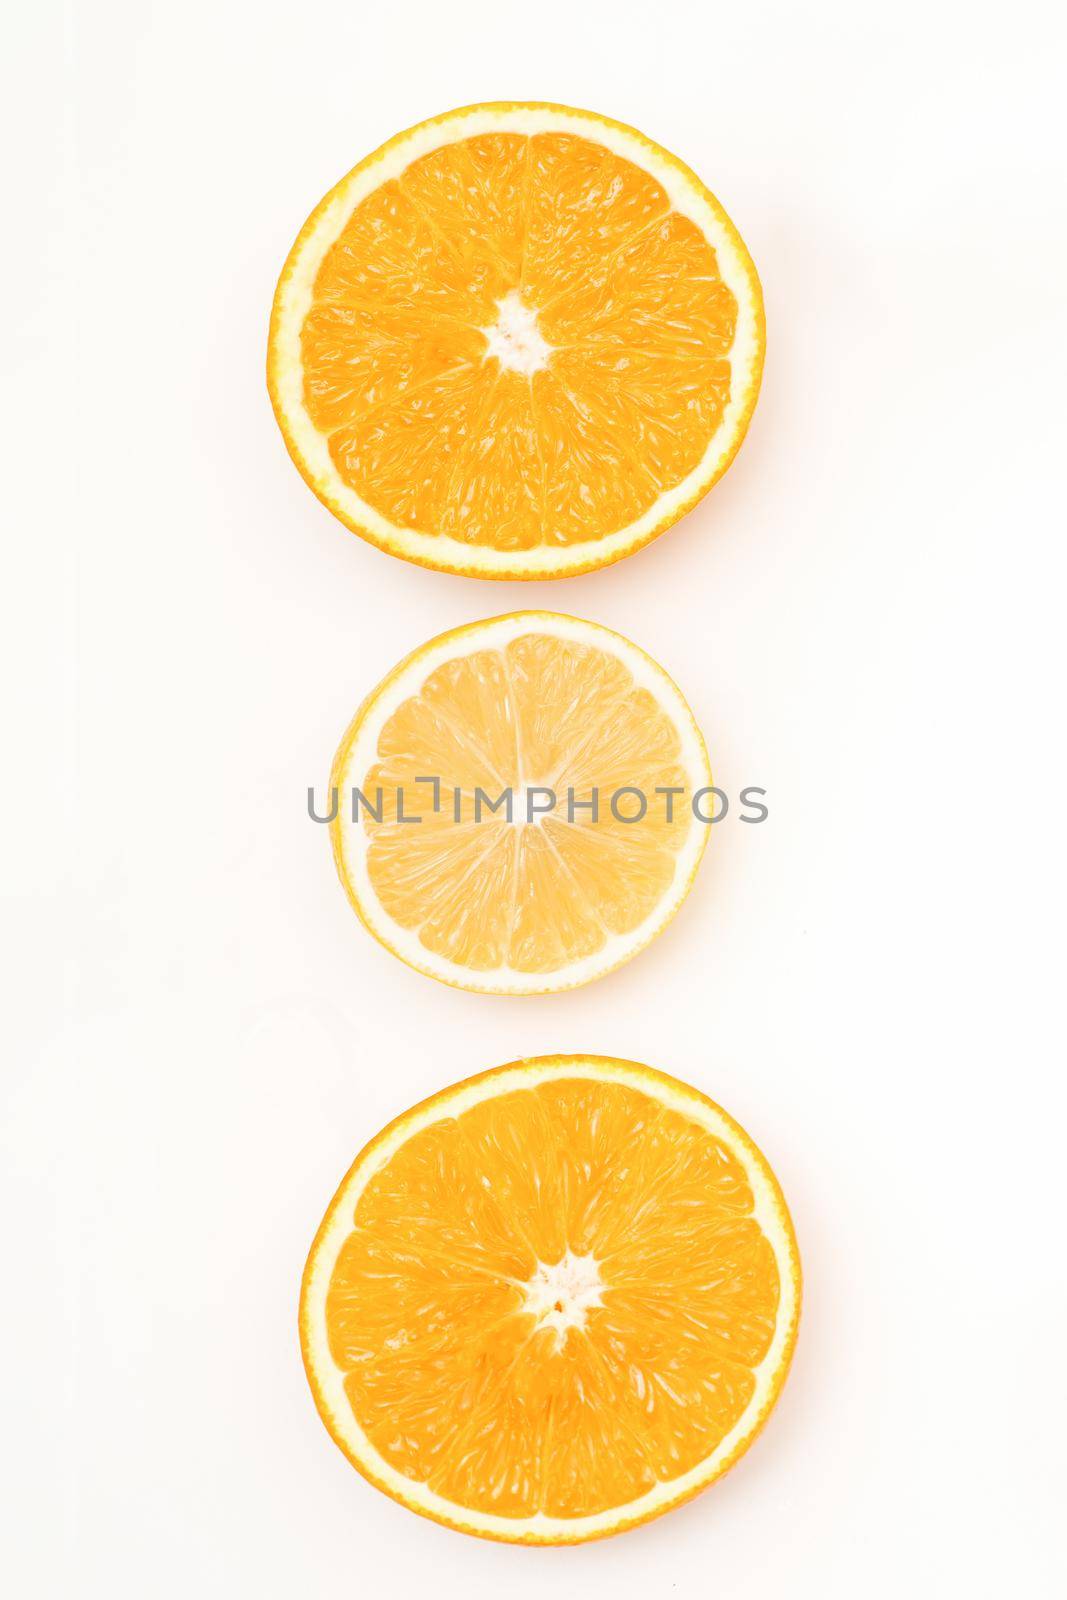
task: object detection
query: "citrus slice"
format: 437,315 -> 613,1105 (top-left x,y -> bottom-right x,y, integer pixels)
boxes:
328,612 -> 711,993
301,1055 -> 801,1543
269,102 -> 764,578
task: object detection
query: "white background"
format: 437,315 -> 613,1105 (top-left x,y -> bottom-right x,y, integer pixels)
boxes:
4,1 -> 1066,1594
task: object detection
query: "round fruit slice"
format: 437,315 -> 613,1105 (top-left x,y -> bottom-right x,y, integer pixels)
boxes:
269,102 -> 764,578
328,612 -> 712,993
301,1055 -> 801,1544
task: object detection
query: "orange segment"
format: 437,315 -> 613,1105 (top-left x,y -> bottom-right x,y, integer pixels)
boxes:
269,103 -> 764,577
531,365 -> 661,545
521,132 -> 669,305
546,346 -> 732,504
399,133 -> 528,294
301,304 -> 483,431
539,209 -> 737,354
441,375 -> 544,550
328,613 -> 712,993
313,179 -> 495,325
327,364 -> 487,535
301,1056 -> 801,1543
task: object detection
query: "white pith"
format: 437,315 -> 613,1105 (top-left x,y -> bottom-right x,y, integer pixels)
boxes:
522,1249 -> 604,1337
512,782 -> 551,825
270,104 -> 762,577
301,1057 -> 801,1544
332,612 -> 712,994
482,290 -> 551,376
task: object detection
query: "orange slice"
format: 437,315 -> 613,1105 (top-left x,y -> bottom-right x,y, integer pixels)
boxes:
269,102 -> 764,578
328,612 -> 711,993
301,1055 -> 801,1543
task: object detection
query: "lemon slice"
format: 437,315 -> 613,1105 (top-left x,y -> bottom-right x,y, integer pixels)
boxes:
329,612 -> 711,993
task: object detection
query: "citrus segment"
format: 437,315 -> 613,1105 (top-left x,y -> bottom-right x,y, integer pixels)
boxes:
329,613 -> 711,992
269,103 -> 764,577
301,1056 -> 800,1542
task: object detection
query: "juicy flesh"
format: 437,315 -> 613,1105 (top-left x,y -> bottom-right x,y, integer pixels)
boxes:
325,1078 -> 780,1520
358,634 -> 694,974
303,132 -> 738,549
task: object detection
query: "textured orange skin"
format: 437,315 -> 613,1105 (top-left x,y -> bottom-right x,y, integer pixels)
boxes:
326,612 -> 712,995
267,102 -> 766,580
299,1055 -> 802,1545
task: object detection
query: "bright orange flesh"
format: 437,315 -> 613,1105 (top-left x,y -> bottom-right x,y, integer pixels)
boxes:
351,632 -> 696,974
322,1076 -> 781,1521
303,131 -> 737,551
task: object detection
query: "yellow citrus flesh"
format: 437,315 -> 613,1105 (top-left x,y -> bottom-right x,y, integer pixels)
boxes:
301,1056 -> 800,1543
269,103 -> 764,578
329,613 -> 711,993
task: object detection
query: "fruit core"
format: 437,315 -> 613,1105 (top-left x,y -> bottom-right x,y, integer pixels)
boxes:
482,290 -> 552,375
522,1250 -> 604,1340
